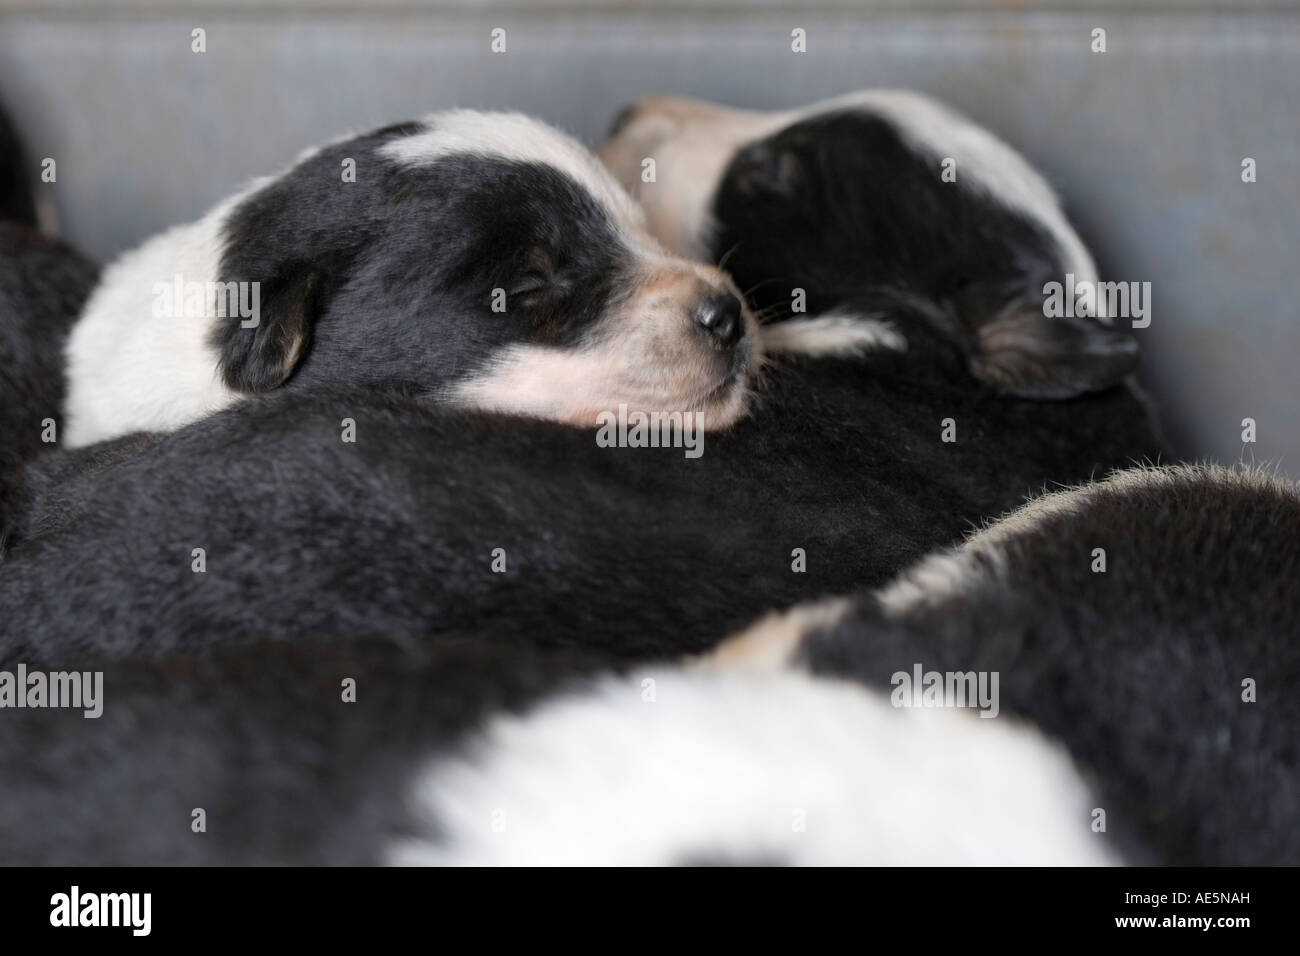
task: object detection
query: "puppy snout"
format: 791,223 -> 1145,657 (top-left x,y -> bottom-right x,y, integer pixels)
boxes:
692,292 -> 744,348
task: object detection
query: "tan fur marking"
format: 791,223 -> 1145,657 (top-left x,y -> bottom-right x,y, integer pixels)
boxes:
453,260 -> 760,428
697,598 -> 853,672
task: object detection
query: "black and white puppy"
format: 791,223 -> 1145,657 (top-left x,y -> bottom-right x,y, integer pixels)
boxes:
599,91 -> 1140,399
61,110 -> 759,447
709,464 -> 1300,865
0,632 -> 1109,865
2,95 -> 1167,663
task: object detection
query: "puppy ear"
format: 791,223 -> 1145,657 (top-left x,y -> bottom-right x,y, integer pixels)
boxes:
968,307 -> 1139,400
210,267 -> 321,393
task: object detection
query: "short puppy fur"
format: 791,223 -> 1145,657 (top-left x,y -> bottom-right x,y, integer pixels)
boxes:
62,111 -> 758,447
600,90 -> 1141,399
4,96 -> 1165,662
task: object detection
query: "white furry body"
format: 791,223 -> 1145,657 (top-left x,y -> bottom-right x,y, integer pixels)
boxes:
391,667 -> 1112,867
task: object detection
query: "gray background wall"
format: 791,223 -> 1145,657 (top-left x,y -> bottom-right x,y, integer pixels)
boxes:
2,0 -> 1296,472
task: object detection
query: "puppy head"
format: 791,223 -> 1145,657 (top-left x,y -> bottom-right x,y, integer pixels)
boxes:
599,92 -> 1138,399
211,111 -> 759,428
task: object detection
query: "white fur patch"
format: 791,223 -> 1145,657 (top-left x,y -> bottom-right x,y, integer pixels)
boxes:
761,313 -> 905,358
390,668 -> 1114,866
61,185 -> 265,447
381,110 -> 652,245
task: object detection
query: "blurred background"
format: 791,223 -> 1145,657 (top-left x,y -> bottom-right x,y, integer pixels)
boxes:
1,0 -> 1296,471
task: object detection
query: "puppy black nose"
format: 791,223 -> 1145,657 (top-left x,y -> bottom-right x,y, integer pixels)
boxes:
692,293 -> 744,347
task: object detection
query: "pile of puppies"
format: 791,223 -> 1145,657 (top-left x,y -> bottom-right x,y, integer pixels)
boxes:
0,91 -> 1294,866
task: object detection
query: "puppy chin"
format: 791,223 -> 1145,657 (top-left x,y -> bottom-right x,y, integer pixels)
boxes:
694,380 -> 751,430
695,349 -> 759,430
450,325 -> 761,431
555,378 -> 751,432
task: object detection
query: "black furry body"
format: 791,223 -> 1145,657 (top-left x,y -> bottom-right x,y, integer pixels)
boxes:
0,636 -> 616,865
2,325 -> 1163,666
0,224 -> 99,528
797,465 -> 1300,865
0,101 -> 36,228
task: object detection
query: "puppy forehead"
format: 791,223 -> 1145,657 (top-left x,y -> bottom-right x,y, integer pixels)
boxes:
380,110 -> 649,236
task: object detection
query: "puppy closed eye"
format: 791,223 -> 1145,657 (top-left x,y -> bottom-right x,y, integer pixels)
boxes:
507,271 -> 555,304
504,248 -> 570,309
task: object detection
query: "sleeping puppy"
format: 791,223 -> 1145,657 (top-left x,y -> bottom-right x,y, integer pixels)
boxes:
709,464 -> 1300,865
61,110 -> 759,447
1,93 -> 1165,663
0,633 -> 1109,865
599,91 -> 1140,400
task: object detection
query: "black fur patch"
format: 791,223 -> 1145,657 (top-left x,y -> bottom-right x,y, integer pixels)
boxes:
0,99 -> 36,227
710,109 -> 1138,397
210,122 -> 631,394
0,224 -> 99,532
0,635 -> 618,865
0,353 -> 1165,665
